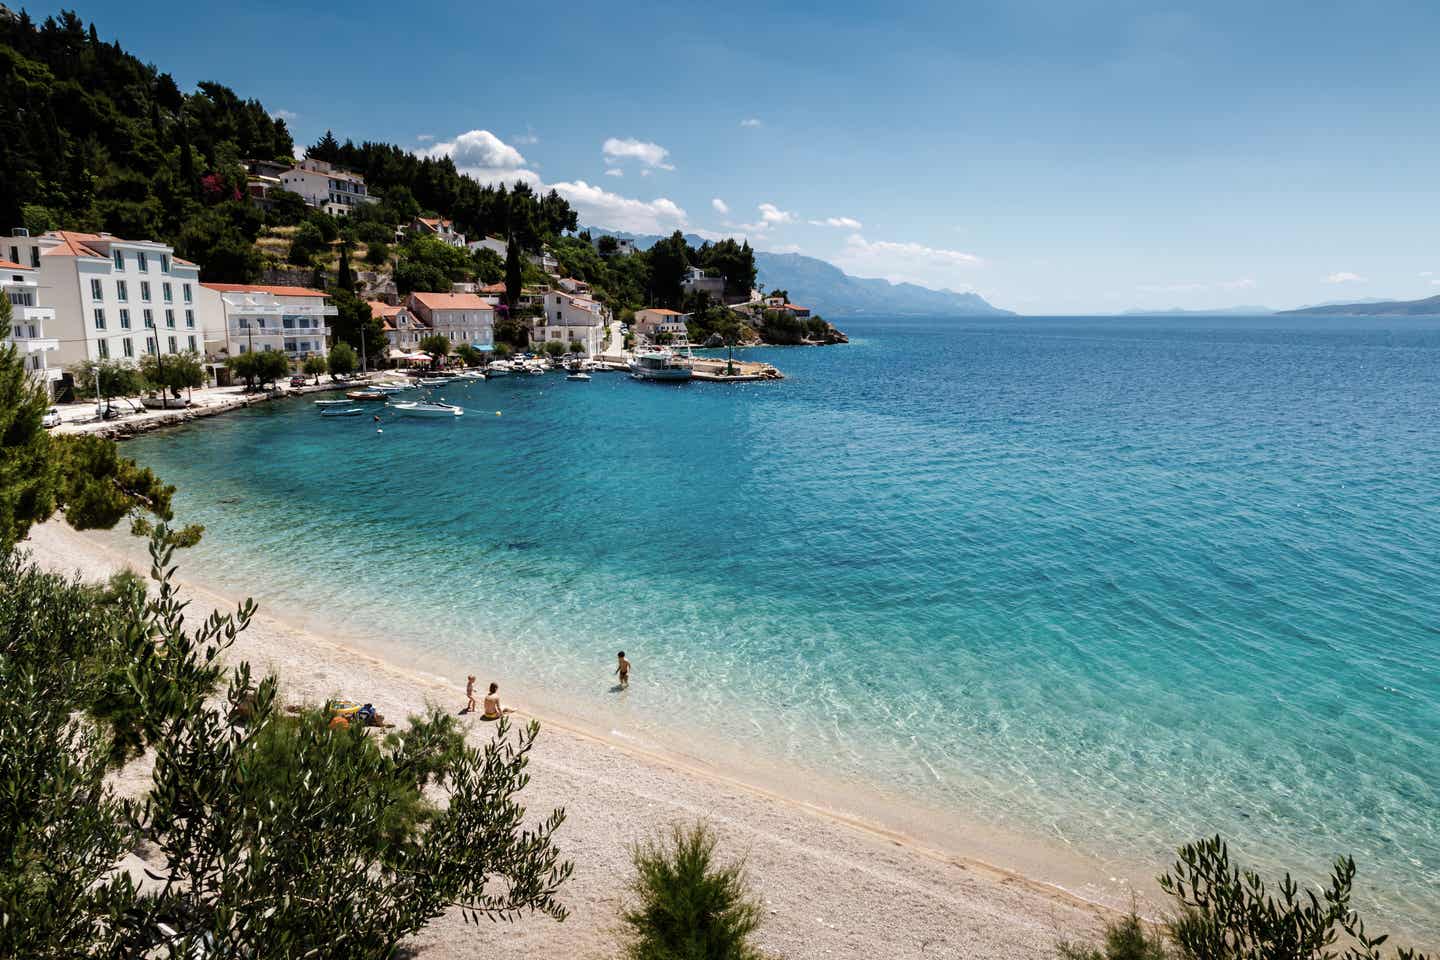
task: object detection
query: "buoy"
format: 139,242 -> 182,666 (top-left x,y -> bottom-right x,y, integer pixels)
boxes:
495,411 -> 501,416
376,428 -> 383,434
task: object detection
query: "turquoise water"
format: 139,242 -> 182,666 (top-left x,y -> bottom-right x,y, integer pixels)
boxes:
128,316 -> 1440,935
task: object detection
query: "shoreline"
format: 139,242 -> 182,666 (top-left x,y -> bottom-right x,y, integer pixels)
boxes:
26,520 -> 1114,959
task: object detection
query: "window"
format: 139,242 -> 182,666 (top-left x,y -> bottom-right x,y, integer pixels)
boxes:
143,309 -> 154,328
116,280 -> 128,302
113,249 -> 124,271
10,325 -> 18,339
282,317 -> 295,329
185,309 -> 195,328
183,283 -> 192,303
168,335 -> 177,353
137,252 -> 148,271
140,281 -> 151,301
123,338 -> 134,358
165,309 -> 175,328
98,340 -> 109,359
284,339 -> 297,352
238,318 -> 249,329
90,279 -> 103,300
93,308 -> 106,329
28,248 -> 38,268
161,254 -> 170,273
25,324 -> 36,338
146,337 -> 156,355
187,335 -> 197,351
239,344 -> 248,354
119,309 -> 131,329
8,245 -> 17,263
163,282 -> 173,303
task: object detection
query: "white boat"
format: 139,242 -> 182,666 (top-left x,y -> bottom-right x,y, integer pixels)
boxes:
523,363 -> 545,376
320,406 -> 366,417
366,383 -> 408,394
454,370 -> 487,381
390,401 -> 463,418
566,372 -> 592,381
314,398 -> 353,406
483,362 -> 512,377
416,376 -> 456,386
629,350 -> 693,382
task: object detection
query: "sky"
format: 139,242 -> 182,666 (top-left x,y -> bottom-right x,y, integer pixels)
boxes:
66,0 -> 1440,313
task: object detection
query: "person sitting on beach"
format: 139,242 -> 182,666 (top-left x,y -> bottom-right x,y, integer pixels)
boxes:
615,651 -> 631,688
461,675 -> 477,715
482,682 -> 512,721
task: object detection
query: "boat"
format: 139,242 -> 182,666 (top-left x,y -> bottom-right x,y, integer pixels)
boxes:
314,398 -> 353,406
566,372 -> 592,381
346,389 -> 387,401
390,401 -> 463,419
524,363 -> 545,376
484,362 -> 512,377
454,370 -> 487,381
320,406 -> 365,417
416,376 -> 456,386
628,350 -> 693,382
366,383 -> 408,394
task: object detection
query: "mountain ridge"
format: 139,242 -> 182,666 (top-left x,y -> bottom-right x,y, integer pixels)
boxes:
582,227 -> 1016,317
1278,294 -> 1440,316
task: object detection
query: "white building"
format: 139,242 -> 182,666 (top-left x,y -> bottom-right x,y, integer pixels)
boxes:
632,308 -> 690,341
681,264 -> 726,302
5,229 -> 205,372
412,217 -> 467,248
276,158 -> 377,217
370,300 -> 430,354
526,247 -> 559,275
1,258 -> 61,397
196,283 -> 335,363
593,235 -> 637,257
534,290 -> 606,355
468,236 -> 507,258
405,292 -> 494,351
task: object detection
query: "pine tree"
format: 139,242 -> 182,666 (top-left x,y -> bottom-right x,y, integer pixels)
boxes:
504,235 -> 522,309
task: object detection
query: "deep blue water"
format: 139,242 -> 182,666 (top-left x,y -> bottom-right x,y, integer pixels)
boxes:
127,316 -> 1440,934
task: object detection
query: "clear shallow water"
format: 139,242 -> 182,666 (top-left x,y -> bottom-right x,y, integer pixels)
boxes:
129,316 -> 1440,936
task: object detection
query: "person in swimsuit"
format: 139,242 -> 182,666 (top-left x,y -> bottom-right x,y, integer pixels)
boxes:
462,675 -> 477,715
615,651 -> 631,688
482,682 -> 512,721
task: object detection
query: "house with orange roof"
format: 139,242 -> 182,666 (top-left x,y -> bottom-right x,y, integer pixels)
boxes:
5,227 -> 204,380
411,217 -> 467,249
196,282 -> 337,366
1,258 -> 62,397
535,289 -> 607,355
632,307 -> 691,341
369,299 -> 430,357
404,291 -> 494,352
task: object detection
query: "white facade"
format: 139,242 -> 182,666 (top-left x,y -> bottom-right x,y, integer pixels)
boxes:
1,259 -> 61,396
276,158 -> 376,217
413,217 -> 467,248
633,308 -> 690,340
468,236 -> 507,258
196,284 -> 335,362
681,264 -> 726,302
5,229 -> 206,373
406,292 -> 494,350
371,301 -> 429,352
535,290 -> 606,355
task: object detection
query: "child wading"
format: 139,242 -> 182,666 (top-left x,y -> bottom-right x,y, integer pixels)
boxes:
615,651 -> 631,688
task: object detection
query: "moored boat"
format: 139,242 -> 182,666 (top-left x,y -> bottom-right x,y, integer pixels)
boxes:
566,372 -> 592,381
347,389 -> 387,401
390,401 -> 463,418
454,371 -> 487,381
314,398 -> 353,406
319,406 -> 366,417
416,376 -> 456,386
366,383 -> 408,394
629,350 -> 693,382
484,362 -> 512,377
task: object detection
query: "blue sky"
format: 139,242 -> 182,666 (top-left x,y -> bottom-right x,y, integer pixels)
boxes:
70,0 -> 1440,313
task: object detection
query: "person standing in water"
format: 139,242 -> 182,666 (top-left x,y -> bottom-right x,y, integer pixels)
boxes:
462,675 -> 477,714
615,651 -> 631,688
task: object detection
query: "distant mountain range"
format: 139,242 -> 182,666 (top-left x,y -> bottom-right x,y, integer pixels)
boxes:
583,227 -> 1016,317
1120,306 -> 1276,316
1279,294 -> 1440,316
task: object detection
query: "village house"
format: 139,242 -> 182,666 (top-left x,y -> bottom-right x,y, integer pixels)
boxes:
411,217 -> 467,248
5,228 -> 205,374
276,158 -> 377,217
467,235 -> 507,258
681,265 -> 726,303
405,291 -> 494,351
632,307 -> 691,341
369,300 -> 431,359
1,258 -> 62,397
195,283 -> 335,364
556,276 -> 591,295
534,290 -> 606,355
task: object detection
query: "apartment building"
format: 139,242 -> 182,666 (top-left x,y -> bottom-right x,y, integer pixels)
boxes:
195,283 -> 335,362
1,259 -> 62,397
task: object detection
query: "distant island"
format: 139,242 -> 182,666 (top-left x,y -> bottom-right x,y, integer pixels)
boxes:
1278,294 -> 1440,316
585,228 -> 1016,318
1120,306 -> 1275,316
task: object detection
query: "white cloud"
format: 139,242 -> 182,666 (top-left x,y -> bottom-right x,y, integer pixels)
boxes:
834,233 -> 983,288
712,197 -> 730,215
758,202 -> 794,225
422,129 -> 539,187
809,216 -> 863,229
548,180 -> 688,234
1420,270 -> 1434,278
740,118 -> 762,128
271,109 -> 298,122
601,137 -> 674,170
765,243 -> 803,254
1325,271 -> 1366,284
604,167 -> 624,177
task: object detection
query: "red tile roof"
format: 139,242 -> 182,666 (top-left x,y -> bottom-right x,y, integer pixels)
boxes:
640,308 -> 684,316
0,259 -> 31,271
407,291 -> 493,311
203,283 -> 328,298
367,300 -> 404,317
40,231 -> 107,259
479,282 -> 507,294
785,303 -> 810,311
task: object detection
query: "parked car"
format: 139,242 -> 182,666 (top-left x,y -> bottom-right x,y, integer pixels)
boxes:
41,407 -> 62,428
289,376 -> 306,387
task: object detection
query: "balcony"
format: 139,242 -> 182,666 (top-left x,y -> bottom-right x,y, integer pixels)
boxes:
230,322 -> 330,337
18,305 -> 55,322
11,336 -> 59,353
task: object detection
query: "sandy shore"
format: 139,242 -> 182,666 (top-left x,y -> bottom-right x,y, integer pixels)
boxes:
25,521 -> 1109,959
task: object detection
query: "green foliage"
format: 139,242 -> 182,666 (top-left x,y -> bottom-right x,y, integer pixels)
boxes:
473,246 -> 504,283
419,333 -> 452,366
493,314 -> 530,350
265,188 -> 308,226
228,348 -> 290,388
491,342 -> 513,359
139,350 -> 205,398
756,309 -> 807,345
365,238 -> 391,266
326,341 -> 358,377
541,339 -> 566,358
1059,909 -> 1169,960
504,235 -> 523,307
329,288 -> 385,365
569,339 -> 584,354
0,535 -> 571,957
621,822 -> 764,960
302,354 -> 327,382
455,343 -> 484,367
176,204 -> 263,282
70,358 -> 145,401
395,234 -> 473,293
287,219 -> 327,266
647,231 -> 692,310
0,344 -> 56,550
696,238 -> 757,301
1159,836 -> 1430,960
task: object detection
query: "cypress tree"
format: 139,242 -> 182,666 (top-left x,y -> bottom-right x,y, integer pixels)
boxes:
504,236 -> 522,309
336,240 -> 353,292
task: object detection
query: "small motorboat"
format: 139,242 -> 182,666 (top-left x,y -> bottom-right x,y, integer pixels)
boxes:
314,398 -> 353,406
416,376 -> 456,386
320,406 -> 366,417
454,371 -> 487,381
566,372 -> 592,381
484,361 -> 512,377
390,401 -> 463,418
366,383 -> 408,395
346,389 -> 387,402
522,362 -> 545,376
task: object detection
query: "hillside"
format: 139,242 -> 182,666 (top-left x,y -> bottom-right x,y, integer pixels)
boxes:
586,228 -> 1015,317
1278,294 -> 1440,316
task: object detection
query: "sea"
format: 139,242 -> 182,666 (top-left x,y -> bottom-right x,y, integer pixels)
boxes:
124,315 -> 1440,938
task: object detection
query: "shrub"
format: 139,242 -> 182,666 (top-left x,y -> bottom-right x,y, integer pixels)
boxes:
365,239 -> 390,266
620,822 -> 764,960
1059,908 -> 1167,960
